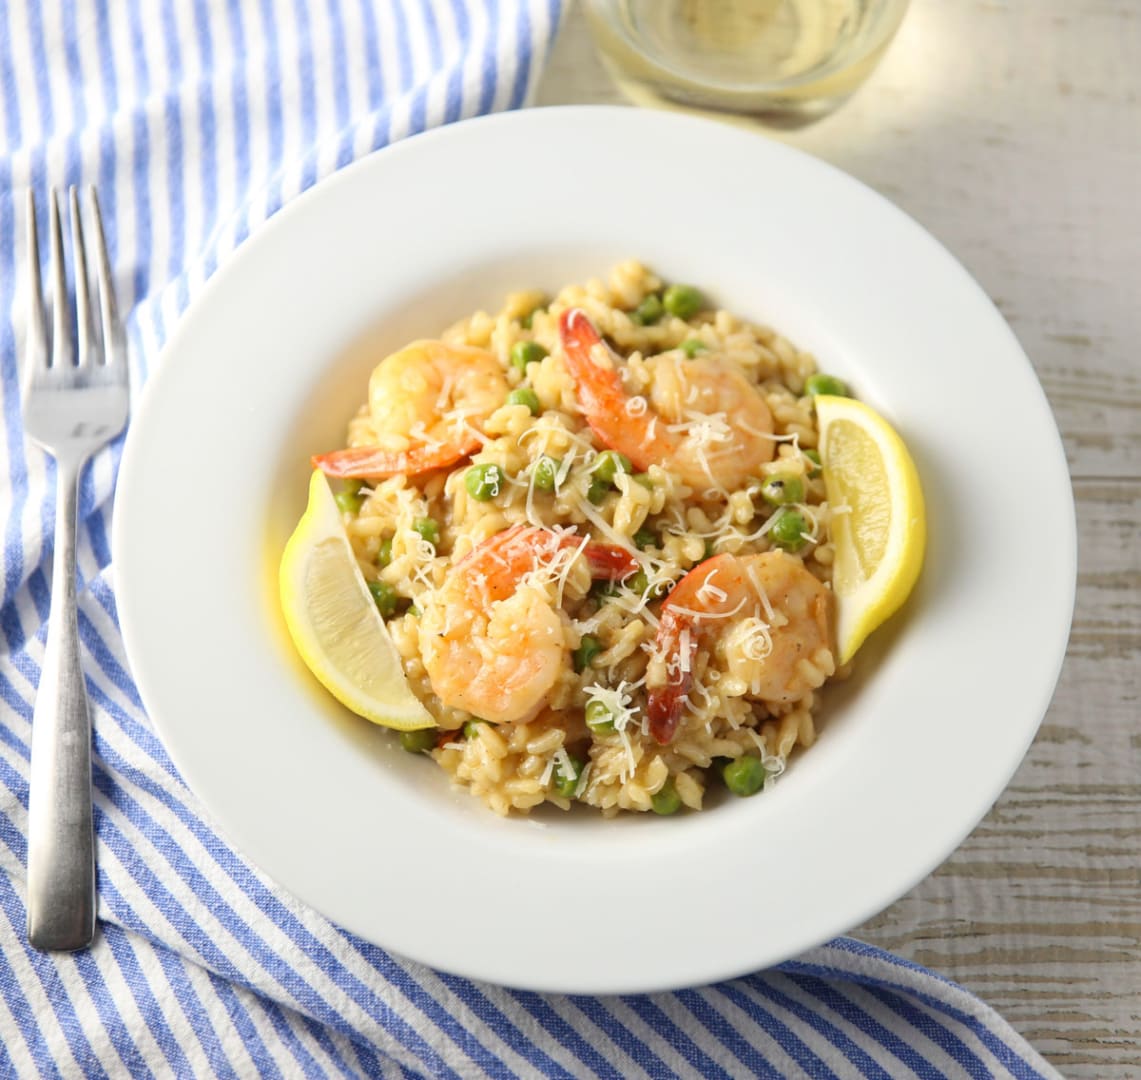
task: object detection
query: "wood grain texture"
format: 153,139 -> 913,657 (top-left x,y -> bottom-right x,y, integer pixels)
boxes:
538,3 -> 1140,1074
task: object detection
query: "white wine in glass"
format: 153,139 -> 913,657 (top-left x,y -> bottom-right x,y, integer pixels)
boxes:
584,0 -> 911,122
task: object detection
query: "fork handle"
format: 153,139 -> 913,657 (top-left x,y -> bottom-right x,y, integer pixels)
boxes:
26,459 -> 96,951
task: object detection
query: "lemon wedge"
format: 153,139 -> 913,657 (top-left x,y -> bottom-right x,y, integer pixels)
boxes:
279,470 -> 435,730
816,395 -> 926,665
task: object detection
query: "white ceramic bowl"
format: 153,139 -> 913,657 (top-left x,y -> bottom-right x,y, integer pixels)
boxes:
113,106 -> 1075,993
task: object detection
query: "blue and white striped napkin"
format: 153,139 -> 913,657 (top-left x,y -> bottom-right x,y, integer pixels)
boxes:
0,2 -> 1061,1075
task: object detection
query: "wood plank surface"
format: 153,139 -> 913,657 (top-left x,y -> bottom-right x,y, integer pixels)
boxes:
537,3 -> 1141,1075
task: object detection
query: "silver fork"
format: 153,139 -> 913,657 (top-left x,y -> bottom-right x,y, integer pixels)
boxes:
22,187 -> 128,951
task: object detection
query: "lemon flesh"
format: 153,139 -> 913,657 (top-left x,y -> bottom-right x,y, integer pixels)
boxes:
279,471 -> 435,730
816,396 -> 926,665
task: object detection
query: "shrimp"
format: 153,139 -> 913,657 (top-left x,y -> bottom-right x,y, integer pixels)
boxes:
647,551 -> 833,744
558,308 -> 776,490
420,526 -> 639,725
313,340 -> 509,478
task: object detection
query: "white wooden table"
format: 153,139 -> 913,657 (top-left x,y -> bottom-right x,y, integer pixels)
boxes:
537,4 -> 1141,1076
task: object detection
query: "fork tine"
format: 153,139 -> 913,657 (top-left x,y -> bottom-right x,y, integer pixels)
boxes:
87,187 -> 125,369
69,186 -> 95,368
25,190 -> 49,375
48,188 -> 72,369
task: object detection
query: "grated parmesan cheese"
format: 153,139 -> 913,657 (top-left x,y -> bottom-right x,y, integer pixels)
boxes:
583,681 -> 641,777
744,562 -> 776,624
740,617 -> 774,662
434,367 -> 458,413
695,569 -> 728,605
573,761 -> 592,798
584,681 -> 637,732
553,536 -> 589,608
552,747 -> 576,787
666,596 -> 749,623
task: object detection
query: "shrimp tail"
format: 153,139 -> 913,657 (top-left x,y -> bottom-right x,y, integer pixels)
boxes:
558,309 -> 621,414
312,438 -> 479,478
646,555 -> 740,745
647,609 -> 697,745
580,542 -> 640,581
559,308 -> 656,470
647,691 -> 684,745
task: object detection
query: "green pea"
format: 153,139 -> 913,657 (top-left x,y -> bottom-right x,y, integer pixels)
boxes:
574,635 -> 602,673
510,340 -> 548,373
407,605 -> 420,618
587,477 -> 611,505
804,373 -> 848,398
633,526 -> 658,550
651,779 -> 682,815
585,699 -> 615,733
593,450 -> 632,485
507,387 -> 541,415
335,489 -> 363,515
377,537 -> 393,567
662,284 -> 703,320
368,580 -> 398,617
553,753 -> 585,799
463,719 -> 485,739
704,539 -> 717,559
343,479 -> 364,495
680,338 -> 707,358
804,448 -> 822,479
760,475 -> 805,507
413,517 -> 439,547
630,294 -> 664,326
531,455 -> 561,492
632,473 -> 653,490
626,570 -> 649,594
399,728 -> 437,754
465,463 -> 505,502
769,508 -> 808,551
721,755 -> 767,797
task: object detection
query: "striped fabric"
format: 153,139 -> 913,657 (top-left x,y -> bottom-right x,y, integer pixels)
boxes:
0,1 -> 1061,1076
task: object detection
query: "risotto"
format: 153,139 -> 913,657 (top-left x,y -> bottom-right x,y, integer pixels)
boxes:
313,261 -> 849,816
